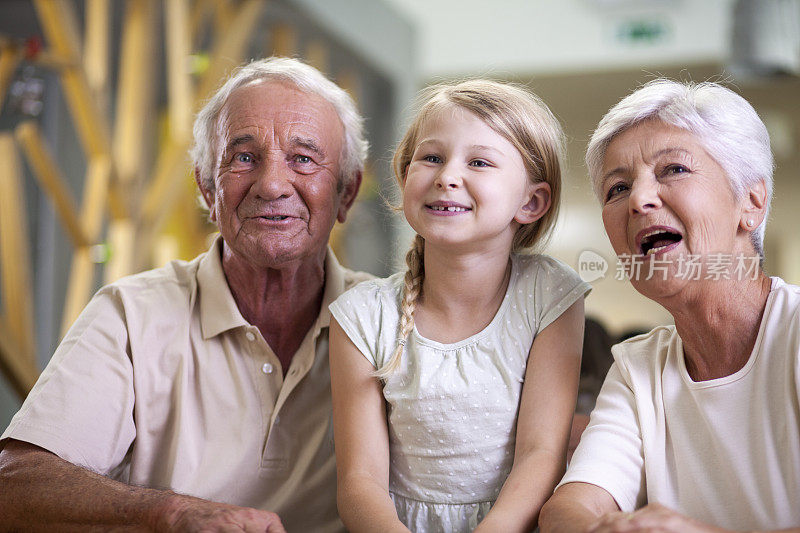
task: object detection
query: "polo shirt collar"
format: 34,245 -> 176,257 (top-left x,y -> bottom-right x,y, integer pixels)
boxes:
316,246 -> 346,331
197,235 -> 249,339
197,236 -> 346,339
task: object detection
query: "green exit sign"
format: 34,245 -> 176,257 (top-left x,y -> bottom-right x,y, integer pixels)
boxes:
616,19 -> 671,44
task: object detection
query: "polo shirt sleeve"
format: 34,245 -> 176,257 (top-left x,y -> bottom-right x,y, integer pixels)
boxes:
556,359 -> 646,512
1,286 -> 136,476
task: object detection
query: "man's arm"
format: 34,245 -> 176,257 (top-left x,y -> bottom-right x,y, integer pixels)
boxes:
0,440 -> 285,532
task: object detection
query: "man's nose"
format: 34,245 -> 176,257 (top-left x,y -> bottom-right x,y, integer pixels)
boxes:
252,155 -> 294,200
628,176 -> 662,215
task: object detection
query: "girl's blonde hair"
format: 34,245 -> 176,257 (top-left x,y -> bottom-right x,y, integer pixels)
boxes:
376,79 -> 566,379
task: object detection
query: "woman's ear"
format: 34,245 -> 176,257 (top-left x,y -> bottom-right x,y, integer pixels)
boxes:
739,179 -> 768,231
515,182 -> 552,225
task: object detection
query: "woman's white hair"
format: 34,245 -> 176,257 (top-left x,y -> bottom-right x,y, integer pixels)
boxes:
586,79 -> 774,258
190,57 -> 368,191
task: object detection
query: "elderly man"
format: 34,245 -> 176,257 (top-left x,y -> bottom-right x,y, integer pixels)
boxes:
0,57 -> 370,532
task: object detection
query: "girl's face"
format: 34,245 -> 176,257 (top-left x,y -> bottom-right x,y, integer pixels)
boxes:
402,106 -> 549,254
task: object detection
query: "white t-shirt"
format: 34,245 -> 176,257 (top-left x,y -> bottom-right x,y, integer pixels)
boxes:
330,254 -> 590,532
560,277 -> 800,530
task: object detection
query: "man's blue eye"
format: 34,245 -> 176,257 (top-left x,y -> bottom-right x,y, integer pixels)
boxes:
235,153 -> 253,163
295,155 -> 312,164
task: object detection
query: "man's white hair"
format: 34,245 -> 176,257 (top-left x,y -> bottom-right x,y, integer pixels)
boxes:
190,57 -> 369,191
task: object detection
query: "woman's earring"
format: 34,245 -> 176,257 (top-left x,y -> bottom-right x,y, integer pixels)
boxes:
746,218 -> 755,228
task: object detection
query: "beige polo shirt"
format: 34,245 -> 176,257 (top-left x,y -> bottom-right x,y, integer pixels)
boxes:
1,236 -> 372,533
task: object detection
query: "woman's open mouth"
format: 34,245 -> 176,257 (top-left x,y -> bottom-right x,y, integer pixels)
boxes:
638,227 -> 683,256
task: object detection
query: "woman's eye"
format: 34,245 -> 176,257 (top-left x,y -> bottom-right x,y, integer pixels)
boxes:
664,164 -> 690,175
605,182 -> 629,201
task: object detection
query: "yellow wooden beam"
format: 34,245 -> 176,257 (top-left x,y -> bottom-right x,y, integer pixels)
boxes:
0,40 -> 21,115
0,133 -> 37,366
15,121 -> 90,248
166,0 -> 193,142
60,154 -> 111,335
83,0 -> 110,109
114,0 -> 157,192
33,0 -> 111,159
0,317 -> 38,400
195,0 -> 264,102
270,24 -> 296,57
304,40 -> 329,74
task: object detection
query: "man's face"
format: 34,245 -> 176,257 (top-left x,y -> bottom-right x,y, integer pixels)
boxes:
198,80 -> 356,269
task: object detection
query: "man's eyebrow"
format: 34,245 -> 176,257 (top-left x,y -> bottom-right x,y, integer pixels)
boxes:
224,134 -> 254,153
291,136 -> 325,158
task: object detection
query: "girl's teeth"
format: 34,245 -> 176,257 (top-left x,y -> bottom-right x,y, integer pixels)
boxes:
431,206 -> 467,212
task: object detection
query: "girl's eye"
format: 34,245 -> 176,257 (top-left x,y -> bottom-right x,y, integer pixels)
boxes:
469,159 -> 490,168
422,154 -> 441,163
605,182 -> 629,201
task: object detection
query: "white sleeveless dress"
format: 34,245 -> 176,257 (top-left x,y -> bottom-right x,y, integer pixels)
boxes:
329,254 -> 590,532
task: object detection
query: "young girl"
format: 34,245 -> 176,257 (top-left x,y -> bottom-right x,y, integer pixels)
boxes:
329,80 -> 589,533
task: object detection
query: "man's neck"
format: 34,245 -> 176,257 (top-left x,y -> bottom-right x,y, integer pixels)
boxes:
221,246 -> 327,373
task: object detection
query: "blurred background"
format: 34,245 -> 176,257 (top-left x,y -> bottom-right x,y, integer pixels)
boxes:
0,0 -> 798,427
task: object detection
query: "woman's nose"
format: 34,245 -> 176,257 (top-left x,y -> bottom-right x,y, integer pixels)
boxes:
628,177 -> 661,215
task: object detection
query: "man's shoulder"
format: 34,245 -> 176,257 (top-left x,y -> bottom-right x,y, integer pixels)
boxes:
100,254 -> 205,311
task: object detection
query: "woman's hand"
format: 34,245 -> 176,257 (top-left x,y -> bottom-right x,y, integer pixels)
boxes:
587,503 -> 728,533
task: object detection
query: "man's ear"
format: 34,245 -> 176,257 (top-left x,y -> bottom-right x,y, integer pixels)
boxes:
515,182 -> 552,225
194,167 -> 216,222
337,171 -> 363,223
739,178 -> 768,231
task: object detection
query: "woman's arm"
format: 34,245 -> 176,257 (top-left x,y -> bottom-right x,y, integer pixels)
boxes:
329,319 -> 409,533
475,298 -> 585,532
540,482 -> 620,532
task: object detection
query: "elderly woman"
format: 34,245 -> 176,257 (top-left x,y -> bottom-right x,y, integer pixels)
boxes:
540,80 -> 800,532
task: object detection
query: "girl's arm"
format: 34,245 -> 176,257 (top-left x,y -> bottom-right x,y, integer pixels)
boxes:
329,319 -> 410,533
476,298 -> 585,533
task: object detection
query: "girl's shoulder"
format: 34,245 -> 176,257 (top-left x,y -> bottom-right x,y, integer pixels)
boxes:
332,271 -> 405,312
511,253 -> 582,284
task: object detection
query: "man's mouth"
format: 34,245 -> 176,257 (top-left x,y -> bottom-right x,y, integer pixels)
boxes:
638,227 -> 683,256
260,215 -> 290,220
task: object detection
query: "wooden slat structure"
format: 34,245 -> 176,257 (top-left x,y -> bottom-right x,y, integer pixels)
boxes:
0,0 -> 371,400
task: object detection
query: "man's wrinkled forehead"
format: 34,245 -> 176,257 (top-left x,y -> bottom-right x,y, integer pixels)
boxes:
215,79 -> 344,151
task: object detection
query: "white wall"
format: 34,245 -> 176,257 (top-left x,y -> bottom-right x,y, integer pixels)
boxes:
384,0 -> 735,78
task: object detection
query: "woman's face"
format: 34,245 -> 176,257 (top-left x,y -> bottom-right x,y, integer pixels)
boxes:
599,120 -> 751,299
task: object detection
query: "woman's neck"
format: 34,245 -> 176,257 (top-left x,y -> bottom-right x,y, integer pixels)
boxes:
414,244 -> 513,344
666,274 -> 772,381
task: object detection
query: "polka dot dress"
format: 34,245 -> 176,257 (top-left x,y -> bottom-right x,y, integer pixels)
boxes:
330,254 -> 590,532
